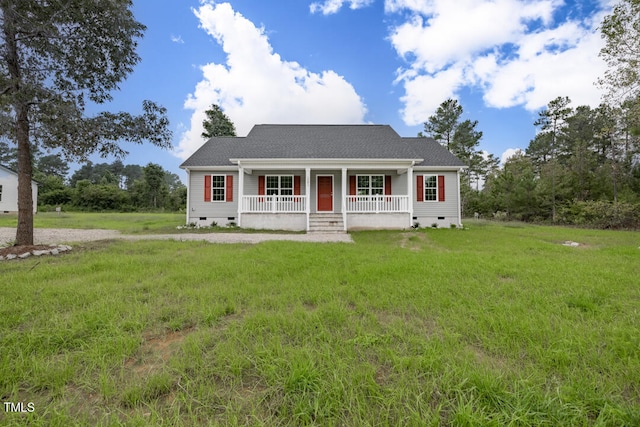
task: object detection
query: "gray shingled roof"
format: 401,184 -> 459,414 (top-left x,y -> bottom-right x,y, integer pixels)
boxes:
402,137 -> 467,167
180,124 -> 465,168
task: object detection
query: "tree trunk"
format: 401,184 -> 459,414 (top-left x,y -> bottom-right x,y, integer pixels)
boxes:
15,103 -> 34,246
3,5 -> 35,245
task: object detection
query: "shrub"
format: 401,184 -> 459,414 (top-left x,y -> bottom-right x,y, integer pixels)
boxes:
558,200 -> 640,229
493,211 -> 508,221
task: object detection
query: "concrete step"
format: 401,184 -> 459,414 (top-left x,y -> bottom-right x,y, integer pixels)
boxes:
308,214 -> 345,233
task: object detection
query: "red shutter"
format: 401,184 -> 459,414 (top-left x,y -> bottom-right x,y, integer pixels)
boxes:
294,176 -> 301,195
258,176 -> 265,195
204,175 -> 211,202
438,175 -> 445,202
349,176 -> 356,195
385,175 -> 392,195
226,175 -> 233,202
416,175 -> 423,202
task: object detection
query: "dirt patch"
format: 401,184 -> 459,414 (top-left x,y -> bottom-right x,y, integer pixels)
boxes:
125,327 -> 195,376
398,232 -> 446,252
467,343 -> 513,374
398,232 -> 427,251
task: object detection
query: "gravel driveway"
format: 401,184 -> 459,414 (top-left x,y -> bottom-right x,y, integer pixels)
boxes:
0,227 -> 353,246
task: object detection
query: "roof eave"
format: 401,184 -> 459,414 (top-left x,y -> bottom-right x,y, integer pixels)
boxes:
231,158 -> 424,168
414,165 -> 467,171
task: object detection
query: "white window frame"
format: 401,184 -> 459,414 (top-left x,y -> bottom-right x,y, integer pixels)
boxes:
423,175 -> 438,202
210,175 -> 226,202
265,175 -> 293,196
356,174 -> 384,196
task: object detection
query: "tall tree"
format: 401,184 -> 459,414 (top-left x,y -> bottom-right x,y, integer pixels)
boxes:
142,163 -> 167,209
0,140 -> 14,167
451,119 -> 484,185
36,154 -> 69,180
486,152 -> 541,221
423,99 -> 463,150
1,0 -> 172,245
533,96 -> 573,222
599,0 -> 640,102
563,106 -> 599,201
122,164 -> 143,190
201,104 -> 236,139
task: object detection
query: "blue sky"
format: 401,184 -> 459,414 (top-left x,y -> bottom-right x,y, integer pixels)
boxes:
91,0 -> 613,181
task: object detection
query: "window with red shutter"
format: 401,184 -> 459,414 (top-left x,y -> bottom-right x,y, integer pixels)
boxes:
294,176 -> 301,195
416,175 -> 423,202
385,175 -> 392,195
204,175 -> 211,202
349,176 -> 356,195
226,175 -> 233,202
438,175 -> 445,202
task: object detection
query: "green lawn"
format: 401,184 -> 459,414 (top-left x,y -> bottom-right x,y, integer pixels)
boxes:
1,222 -> 639,426
0,212 -> 185,234
0,212 -> 302,234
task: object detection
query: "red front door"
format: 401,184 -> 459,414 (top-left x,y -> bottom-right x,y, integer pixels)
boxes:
317,176 -> 333,211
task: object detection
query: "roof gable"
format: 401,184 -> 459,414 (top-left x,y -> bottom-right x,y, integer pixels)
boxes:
0,164 -> 18,176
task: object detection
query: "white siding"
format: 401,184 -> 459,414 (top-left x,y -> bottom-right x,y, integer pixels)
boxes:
412,170 -> 461,226
188,170 -> 238,226
0,167 -> 38,213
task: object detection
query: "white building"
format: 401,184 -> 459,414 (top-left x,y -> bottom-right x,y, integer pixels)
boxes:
0,164 -> 38,214
181,124 -> 466,232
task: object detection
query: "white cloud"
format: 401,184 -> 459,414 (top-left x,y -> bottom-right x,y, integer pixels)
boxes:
170,34 -> 184,44
175,1 -> 367,160
387,0 -> 610,125
310,0 -> 374,15
501,148 -> 524,165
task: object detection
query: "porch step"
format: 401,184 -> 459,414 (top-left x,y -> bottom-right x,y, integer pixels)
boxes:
308,213 -> 345,233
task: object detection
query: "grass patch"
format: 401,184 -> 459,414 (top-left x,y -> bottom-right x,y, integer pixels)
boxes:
0,212 -> 185,234
0,212 -> 305,235
1,223 -> 639,425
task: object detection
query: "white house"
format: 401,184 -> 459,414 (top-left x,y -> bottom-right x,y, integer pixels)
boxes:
0,164 -> 38,214
180,124 -> 466,232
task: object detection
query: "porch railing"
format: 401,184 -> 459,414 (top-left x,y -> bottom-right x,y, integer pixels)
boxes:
345,195 -> 410,213
242,195 -> 307,213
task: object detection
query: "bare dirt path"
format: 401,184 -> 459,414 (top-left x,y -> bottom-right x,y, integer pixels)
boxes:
0,227 -> 353,246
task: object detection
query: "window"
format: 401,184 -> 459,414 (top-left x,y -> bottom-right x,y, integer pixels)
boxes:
424,175 -> 437,201
266,175 -> 293,196
357,175 -> 384,195
211,175 -> 226,201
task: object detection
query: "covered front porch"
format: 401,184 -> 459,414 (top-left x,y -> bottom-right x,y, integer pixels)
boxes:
234,159 -> 417,231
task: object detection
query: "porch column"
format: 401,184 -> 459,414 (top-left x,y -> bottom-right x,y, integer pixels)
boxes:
305,167 -> 311,231
238,164 -> 244,227
407,166 -> 413,227
185,169 -> 190,225
457,169 -> 462,227
342,167 -> 347,231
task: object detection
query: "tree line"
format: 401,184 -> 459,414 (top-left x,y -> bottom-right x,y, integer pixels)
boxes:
1,141 -> 185,212
422,96 -> 639,229
473,98 -> 638,228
